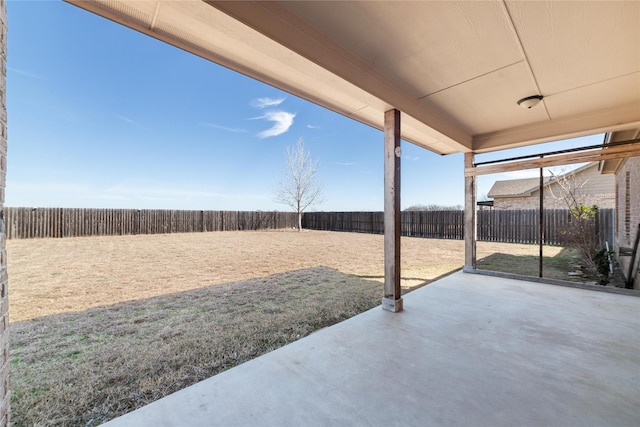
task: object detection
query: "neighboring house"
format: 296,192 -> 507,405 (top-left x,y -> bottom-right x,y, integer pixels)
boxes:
488,162 -> 615,210
600,129 -> 640,289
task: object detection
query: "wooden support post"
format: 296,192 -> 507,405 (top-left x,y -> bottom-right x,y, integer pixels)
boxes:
539,163 -> 544,278
464,152 -> 477,271
382,109 -> 402,312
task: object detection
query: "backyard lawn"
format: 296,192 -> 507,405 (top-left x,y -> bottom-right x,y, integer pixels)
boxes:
9,230 -> 582,425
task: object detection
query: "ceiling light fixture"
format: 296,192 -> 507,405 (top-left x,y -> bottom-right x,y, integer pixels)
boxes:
517,95 -> 544,109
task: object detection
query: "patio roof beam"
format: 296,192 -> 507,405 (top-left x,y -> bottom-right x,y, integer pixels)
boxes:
474,138 -> 640,167
466,140 -> 640,177
382,109 -> 403,313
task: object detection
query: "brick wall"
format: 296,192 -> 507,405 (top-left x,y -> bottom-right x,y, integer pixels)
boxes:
493,192 -> 615,210
0,0 -> 8,423
492,164 -> 615,210
615,157 -> 640,288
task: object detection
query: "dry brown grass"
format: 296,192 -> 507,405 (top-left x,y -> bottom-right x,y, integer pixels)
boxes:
8,230 -> 574,426
11,267 -> 380,426
9,230 -> 468,322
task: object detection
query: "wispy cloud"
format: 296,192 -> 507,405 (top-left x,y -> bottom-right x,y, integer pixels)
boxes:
112,113 -> 154,131
253,111 -> 296,138
251,97 -> 285,109
333,162 -> 357,166
202,123 -> 247,133
113,114 -> 134,124
307,124 -> 321,129
8,66 -> 46,80
403,155 -> 419,161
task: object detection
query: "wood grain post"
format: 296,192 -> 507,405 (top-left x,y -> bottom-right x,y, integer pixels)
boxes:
464,152 -> 477,271
539,163 -> 544,278
382,109 -> 402,312
0,2 -> 9,423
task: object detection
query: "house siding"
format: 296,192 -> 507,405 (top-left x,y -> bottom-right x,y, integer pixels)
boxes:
615,157 -> 640,288
492,164 -> 615,210
493,191 -> 615,210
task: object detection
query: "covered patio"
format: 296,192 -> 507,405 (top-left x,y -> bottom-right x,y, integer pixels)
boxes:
63,0 -> 640,310
104,272 -> 640,426
13,1 -> 637,425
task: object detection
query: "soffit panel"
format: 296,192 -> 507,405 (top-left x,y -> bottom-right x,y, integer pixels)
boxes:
473,104 -> 640,153
600,128 -> 640,174
401,113 -> 459,156
507,0 -> 640,96
281,1 -> 524,98
610,128 -> 640,143
424,62 -> 547,135
99,0 -> 156,24
546,73 -> 640,119
600,162 -> 621,174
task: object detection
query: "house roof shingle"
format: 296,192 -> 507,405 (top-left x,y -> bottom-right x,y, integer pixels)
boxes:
487,177 -> 551,198
487,162 -> 600,198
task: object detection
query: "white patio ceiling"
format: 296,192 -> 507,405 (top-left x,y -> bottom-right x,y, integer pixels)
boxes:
66,0 -> 640,155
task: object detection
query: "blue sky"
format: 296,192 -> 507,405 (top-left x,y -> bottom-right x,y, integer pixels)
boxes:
6,1 -> 602,211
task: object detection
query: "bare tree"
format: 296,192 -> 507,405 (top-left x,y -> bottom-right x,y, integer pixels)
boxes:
548,169 -> 601,275
547,169 -> 590,213
275,137 -> 323,231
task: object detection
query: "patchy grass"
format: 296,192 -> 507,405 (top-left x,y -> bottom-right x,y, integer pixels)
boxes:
10,267 -> 380,426
477,244 -> 627,286
476,245 -> 582,281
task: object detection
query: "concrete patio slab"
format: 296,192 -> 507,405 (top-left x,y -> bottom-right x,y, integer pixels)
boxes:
104,272 -> 640,426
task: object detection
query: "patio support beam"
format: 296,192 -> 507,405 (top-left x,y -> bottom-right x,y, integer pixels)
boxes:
382,109 -> 403,313
539,163 -> 544,278
464,152 -> 477,271
466,140 -> 640,177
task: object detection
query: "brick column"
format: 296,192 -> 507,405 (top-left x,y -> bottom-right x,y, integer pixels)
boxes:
0,0 -> 8,424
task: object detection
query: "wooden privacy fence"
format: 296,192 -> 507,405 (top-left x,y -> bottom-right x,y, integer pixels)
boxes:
302,211 -> 464,239
5,208 -> 297,239
5,207 -> 616,246
477,209 -> 615,247
303,209 -> 615,247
